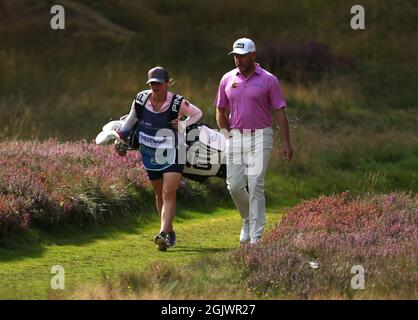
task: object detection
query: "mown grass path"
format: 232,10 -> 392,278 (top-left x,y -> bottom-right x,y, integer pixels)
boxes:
0,205 -> 283,299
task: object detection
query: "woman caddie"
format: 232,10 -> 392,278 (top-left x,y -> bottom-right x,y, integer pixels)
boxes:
116,66 -> 202,251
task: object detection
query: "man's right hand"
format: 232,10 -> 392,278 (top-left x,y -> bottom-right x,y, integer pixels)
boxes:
219,128 -> 230,140
216,108 -> 230,138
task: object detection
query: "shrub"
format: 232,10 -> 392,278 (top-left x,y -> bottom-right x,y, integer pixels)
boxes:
0,139 -> 151,239
232,192 -> 418,298
258,40 -> 355,83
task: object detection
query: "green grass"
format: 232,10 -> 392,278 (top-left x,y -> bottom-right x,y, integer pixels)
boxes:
0,202 -> 284,299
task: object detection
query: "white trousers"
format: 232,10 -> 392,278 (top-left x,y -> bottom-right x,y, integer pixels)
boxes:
226,127 -> 273,241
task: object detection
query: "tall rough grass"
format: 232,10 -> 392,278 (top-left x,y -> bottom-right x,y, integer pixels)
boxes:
266,124 -> 418,203
232,192 -> 418,299
258,40 -> 355,83
1,0 -> 416,141
69,255 -> 250,300
0,139 -> 151,240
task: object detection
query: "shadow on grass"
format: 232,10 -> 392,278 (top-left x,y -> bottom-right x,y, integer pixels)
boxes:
0,209 -> 152,262
0,198 -> 234,262
0,232 -> 46,263
169,246 -> 231,254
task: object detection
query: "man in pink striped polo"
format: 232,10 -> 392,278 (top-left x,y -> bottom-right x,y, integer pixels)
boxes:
215,38 -> 293,244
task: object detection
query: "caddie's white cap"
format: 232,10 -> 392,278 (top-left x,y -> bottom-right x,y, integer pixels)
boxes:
228,38 -> 256,55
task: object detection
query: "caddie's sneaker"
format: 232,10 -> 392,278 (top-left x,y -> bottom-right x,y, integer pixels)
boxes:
239,219 -> 250,244
154,232 -> 168,251
166,231 -> 176,248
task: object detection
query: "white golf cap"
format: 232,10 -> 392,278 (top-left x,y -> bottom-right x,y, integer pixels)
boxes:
228,38 -> 256,55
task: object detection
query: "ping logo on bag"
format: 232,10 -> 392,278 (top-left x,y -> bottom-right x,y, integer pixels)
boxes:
171,95 -> 183,113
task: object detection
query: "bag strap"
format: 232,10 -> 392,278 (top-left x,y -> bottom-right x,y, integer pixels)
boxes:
168,93 -> 183,121
134,90 -> 182,122
133,90 -> 152,119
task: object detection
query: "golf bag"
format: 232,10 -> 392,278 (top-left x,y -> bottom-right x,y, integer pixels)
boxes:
96,116 -> 226,182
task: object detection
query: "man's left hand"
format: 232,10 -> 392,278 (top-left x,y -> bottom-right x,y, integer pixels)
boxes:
282,142 -> 293,161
